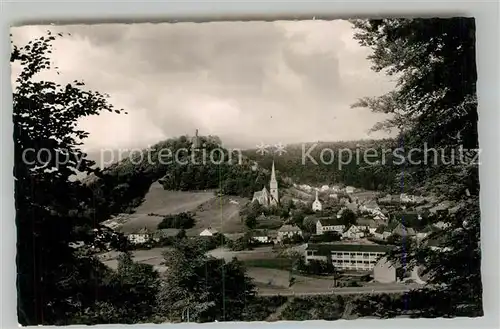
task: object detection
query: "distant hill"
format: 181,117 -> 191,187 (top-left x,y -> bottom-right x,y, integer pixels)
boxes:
82,135 -> 289,224
243,138 -> 401,193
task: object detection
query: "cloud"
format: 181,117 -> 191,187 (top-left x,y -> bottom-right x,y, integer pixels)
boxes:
10,19 -> 395,160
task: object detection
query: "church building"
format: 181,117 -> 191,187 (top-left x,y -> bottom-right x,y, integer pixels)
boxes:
312,190 -> 323,212
252,161 -> 279,207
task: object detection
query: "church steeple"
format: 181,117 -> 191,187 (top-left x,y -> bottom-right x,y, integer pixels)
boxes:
271,161 -> 277,182
269,160 -> 279,205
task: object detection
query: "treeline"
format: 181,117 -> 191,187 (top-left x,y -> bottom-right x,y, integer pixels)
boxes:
157,212 -> 195,230
243,140 -> 402,193
85,136 -> 289,218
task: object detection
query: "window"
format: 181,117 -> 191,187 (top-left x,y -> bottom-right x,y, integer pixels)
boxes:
307,251 -> 313,256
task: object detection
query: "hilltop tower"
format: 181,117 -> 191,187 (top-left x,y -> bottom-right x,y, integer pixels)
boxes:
191,129 -> 200,149
269,161 -> 279,206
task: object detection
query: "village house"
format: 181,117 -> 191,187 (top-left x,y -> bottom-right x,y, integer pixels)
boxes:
127,227 -> 152,244
432,220 -> 451,230
304,243 -> 394,272
373,225 -> 392,241
400,193 -> 416,203
199,227 -> 218,237
316,218 -> 345,235
391,222 -> 417,238
356,218 -> 379,234
331,185 -> 341,192
345,186 -> 356,194
342,224 -> 365,240
329,193 -> 339,200
277,224 -> 303,242
359,199 -> 381,214
378,194 -> 400,205
312,191 -> 323,212
320,185 -> 330,192
250,229 -> 276,244
299,184 -> 313,192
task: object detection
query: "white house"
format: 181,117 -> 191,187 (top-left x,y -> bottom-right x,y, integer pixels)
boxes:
342,225 -> 364,239
277,224 -> 303,242
127,227 -> 152,244
320,185 -> 330,192
316,218 -> 345,235
331,185 -> 341,192
200,227 -> 218,236
400,193 -> 418,203
433,221 -> 451,230
300,184 -> 313,192
329,193 -> 338,199
345,186 -> 356,194
312,191 -> 323,212
359,200 -> 381,214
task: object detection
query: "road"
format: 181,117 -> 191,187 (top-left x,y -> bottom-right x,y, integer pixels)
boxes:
257,283 -> 422,296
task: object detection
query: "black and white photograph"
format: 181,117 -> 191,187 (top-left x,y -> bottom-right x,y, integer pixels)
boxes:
11,17 -> 482,325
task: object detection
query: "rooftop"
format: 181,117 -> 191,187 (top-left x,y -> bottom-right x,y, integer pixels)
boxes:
306,243 -> 394,254
317,217 -> 344,226
278,224 -> 302,232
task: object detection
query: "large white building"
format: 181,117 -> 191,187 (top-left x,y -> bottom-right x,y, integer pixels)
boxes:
316,218 -> 345,235
312,190 -> 323,212
305,243 -> 394,272
252,161 -> 279,207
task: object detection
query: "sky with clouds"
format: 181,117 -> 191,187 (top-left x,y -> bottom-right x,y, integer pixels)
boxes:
11,20 -> 396,157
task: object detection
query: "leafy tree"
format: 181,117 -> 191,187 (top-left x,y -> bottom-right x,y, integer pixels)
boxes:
321,231 -> 342,242
157,239 -> 256,322
244,216 -> 258,229
73,253 -> 161,324
12,31 -> 129,325
157,212 -> 196,229
351,18 -> 481,317
339,208 -> 357,227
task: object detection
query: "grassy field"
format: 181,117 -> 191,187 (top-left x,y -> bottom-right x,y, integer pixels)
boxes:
241,258 -> 293,271
134,182 -> 216,214
117,182 -> 248,234
189,195 -> 249,234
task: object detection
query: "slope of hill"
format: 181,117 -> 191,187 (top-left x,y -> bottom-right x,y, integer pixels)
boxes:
191,195 -> 249,234
134,182 -> 215,215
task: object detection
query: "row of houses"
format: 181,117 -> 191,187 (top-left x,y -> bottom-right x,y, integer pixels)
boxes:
294,183 -> 356,195
316,215 -> 443,242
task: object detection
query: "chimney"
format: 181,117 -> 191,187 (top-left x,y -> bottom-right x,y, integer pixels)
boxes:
195,129 -> 199,137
